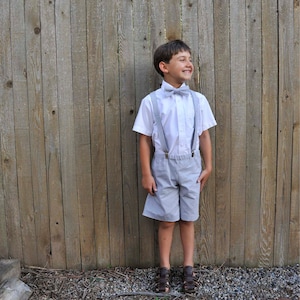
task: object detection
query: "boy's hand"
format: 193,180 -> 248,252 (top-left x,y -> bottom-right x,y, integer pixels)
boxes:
197,168 -> 211,192
198,130 -> 213,192
142,174 -> 157,195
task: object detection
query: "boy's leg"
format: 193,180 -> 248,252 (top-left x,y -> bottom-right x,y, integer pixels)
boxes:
179,220 -> 194,267
158,221 -> 176,269
180,220 -> 196,293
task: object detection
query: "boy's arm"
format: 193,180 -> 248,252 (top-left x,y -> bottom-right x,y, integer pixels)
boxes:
139,134 -> 157,195
198,129 -> 213,191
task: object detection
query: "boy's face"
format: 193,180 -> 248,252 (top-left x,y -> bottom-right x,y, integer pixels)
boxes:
159,51 -> 194,87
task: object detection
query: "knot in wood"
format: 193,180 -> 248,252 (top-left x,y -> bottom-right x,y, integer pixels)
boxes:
6,80 -> 13,88
34,27 -> 41,34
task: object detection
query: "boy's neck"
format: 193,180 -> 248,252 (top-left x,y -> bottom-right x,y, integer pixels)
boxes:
163,78 -> 186,89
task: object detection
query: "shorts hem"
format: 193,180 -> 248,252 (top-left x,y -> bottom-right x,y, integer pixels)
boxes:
142,212 -> 199,222
142,212 -> 179,222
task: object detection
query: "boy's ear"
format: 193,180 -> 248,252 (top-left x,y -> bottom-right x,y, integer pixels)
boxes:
159,61 -> 168,75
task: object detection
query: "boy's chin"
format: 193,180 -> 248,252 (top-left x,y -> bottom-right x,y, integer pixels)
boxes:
182,74 -> 193,81
182,77 -> 192,82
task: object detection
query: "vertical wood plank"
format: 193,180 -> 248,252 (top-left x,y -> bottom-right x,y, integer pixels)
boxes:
71,0 -> 96,270
2,2 -> 23,261
274,0 -> 294,266
55,0 -> 81,269
229,0 -> 247,267
164,0 -> 181,41
150,0 -> 165,89
150,0 -> 165,48
182,0 -> 199,90
11,0 -> 37,265
197,0 -> 216,266
86,0 -> 110,268
259,0 -> 278,267
118,0 -> 140,266
289,0 -> 300,264
214,0 -> 231,265
25,0 -> 51,267
40,0 -> 66,269
244,0 -> 262,266
133,0 -> 156,267
103,0 -> 125,267
0,0 -> 13,258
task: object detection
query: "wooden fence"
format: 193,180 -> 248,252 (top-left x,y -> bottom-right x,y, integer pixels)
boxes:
0,0 -> 299,270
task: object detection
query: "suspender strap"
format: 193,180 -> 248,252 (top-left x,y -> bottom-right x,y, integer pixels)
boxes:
150,92 -> 169,158
190,91 -> 200,154
150,90 -> 200,159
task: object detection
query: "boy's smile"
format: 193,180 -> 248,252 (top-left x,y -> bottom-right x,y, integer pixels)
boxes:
159,51 -> 194,88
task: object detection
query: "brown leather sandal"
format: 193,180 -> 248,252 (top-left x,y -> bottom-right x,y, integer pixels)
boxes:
183,266 -> 196,293
156,267 -> 171,293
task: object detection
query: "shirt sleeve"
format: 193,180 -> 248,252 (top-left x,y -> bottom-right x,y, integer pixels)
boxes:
132,95 -> 154,136
198,93 -> 217,135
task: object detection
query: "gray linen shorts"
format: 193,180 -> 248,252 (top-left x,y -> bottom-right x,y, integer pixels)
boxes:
142,150 -> 202,222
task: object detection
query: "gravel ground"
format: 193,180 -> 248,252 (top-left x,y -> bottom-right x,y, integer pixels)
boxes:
21,264 -> 300,299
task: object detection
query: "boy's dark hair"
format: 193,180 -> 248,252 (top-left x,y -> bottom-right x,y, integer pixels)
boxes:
153,40 -> 191,77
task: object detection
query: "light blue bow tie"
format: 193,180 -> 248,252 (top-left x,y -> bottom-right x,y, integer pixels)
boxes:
164,85 -> 190,97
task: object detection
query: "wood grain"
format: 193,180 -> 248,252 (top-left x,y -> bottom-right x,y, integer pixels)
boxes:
214,0 -> 231,265
244,0 -> 262,267
259,0 -> 278,267
11,0 -> 37,265
274,0 -> 295,266
86,0 -> 110,268
55,0 -> 81,269
229,0 -> 247,267
288,0 -> 300,264
40,0 -> 66,269
197,0 -> 216,266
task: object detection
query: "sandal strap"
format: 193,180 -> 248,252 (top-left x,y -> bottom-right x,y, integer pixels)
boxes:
156,267 -> 170,293
183,266 -> 195,292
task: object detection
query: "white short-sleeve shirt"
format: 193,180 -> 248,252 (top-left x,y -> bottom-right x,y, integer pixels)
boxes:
133,81 -> 217,156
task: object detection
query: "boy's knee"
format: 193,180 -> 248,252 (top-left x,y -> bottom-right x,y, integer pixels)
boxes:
159,221 -> 175,230
179,220 -> 194,227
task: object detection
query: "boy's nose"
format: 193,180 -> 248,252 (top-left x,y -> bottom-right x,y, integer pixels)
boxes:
187,60 -> 193,67
187,61 -> 194,69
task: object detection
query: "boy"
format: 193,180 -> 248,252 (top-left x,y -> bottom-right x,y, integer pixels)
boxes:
133,40 -> 216,293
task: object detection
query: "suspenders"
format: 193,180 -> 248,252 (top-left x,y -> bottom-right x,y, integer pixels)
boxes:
150,91 -> 199,159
